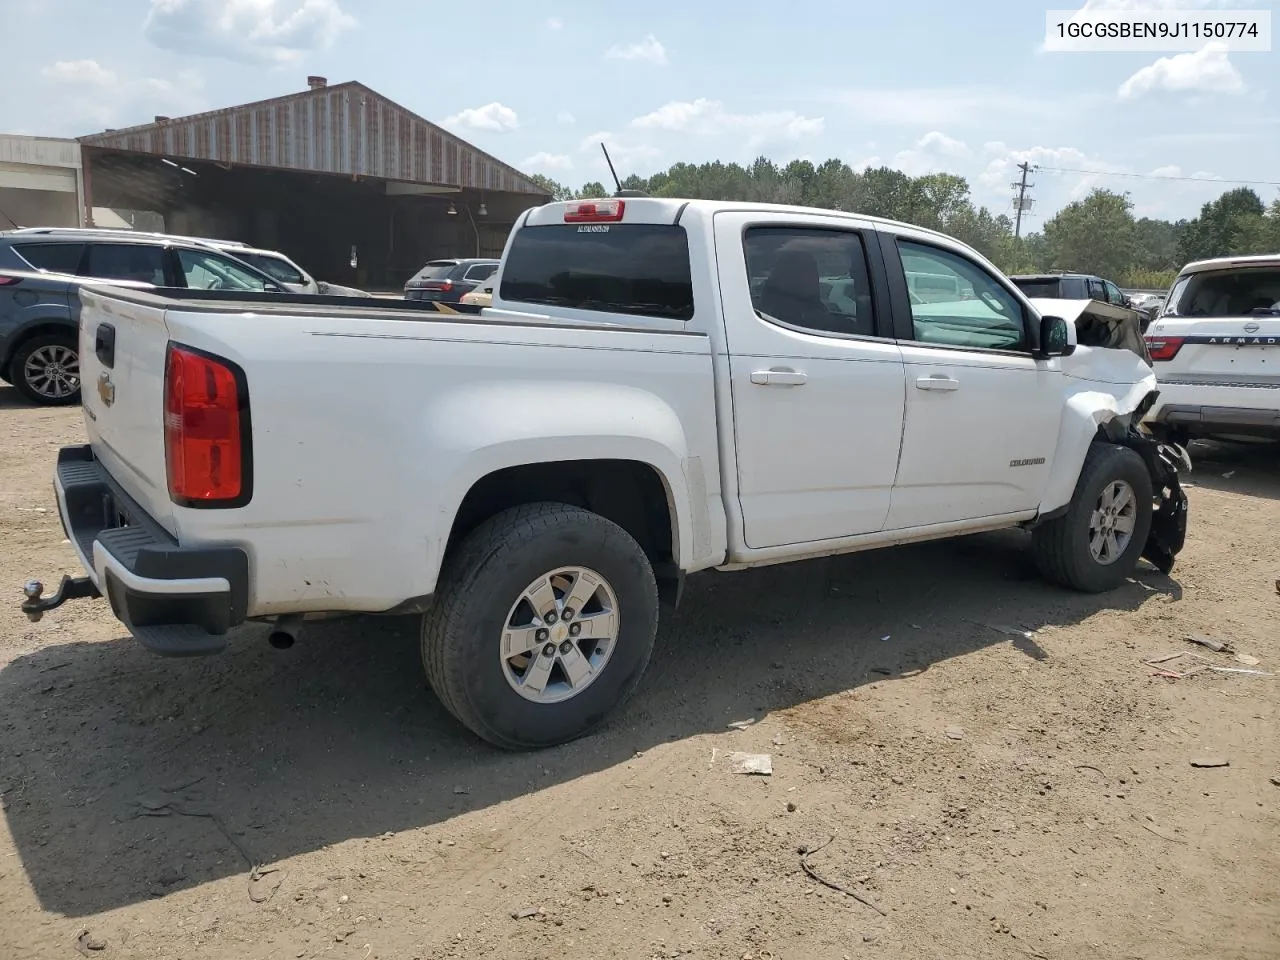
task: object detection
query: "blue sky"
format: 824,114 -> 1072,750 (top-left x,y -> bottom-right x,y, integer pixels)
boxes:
2,0 -> 1277,227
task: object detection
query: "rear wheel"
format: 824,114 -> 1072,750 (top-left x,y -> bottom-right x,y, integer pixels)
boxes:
11,334 -> 81,405
1032,443 -> 1154,593
421,502 -> 659,750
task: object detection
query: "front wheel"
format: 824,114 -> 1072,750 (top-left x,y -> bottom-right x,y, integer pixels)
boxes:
1032,443 -> 1154,593
421,502 -> 660,750
10,334 -> 81,405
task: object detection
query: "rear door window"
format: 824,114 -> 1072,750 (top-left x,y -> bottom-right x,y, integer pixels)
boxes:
13,242 -> 85,274
463,263 -> 498,282
84,243 -> 167,284
500,224 -> 694,320
743,226 -> 878,337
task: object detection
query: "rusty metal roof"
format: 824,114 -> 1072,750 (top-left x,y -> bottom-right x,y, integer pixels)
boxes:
79,81 -> 546,195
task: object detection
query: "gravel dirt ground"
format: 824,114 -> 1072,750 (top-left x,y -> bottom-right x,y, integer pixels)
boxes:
1,385 -> 1277,960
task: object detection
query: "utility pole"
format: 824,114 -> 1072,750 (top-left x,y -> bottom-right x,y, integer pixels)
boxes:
1011,161 -> 1037,238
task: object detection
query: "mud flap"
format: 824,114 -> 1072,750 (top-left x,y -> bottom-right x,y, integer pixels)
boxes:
1119,430 -> 1190,575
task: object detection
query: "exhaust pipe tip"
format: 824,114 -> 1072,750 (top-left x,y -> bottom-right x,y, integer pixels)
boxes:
268,630 -> 295,650
268,615 -> 303,650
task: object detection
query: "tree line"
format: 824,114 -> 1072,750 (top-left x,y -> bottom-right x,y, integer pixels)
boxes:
530,158 -> 1280,289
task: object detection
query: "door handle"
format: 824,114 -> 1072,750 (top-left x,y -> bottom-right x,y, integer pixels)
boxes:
95,323 -> 116,369
915,375 -> 960,392
750,368 -> 807,386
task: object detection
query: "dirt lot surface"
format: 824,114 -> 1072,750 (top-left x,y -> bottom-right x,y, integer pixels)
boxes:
1,385 -> 1277,960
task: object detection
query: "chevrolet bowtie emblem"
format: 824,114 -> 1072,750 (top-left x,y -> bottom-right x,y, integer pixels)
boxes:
97,372 -> 115,407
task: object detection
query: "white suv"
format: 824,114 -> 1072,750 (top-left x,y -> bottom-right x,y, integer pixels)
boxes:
1145,254 -> 1280,443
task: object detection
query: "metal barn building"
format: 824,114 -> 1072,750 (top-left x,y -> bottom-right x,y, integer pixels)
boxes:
75,77 -> 551,289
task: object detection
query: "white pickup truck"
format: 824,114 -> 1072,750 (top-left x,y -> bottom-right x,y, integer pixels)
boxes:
22,197 -> 1190,750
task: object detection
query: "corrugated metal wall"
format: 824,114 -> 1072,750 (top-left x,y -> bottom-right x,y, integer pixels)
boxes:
80,83 -> 542,195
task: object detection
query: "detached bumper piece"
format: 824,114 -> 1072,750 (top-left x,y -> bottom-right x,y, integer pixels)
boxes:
31,445 -> 250,657
1120,431 -> 1190,575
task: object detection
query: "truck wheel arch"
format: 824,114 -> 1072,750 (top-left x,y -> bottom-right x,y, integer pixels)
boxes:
442,454 -> 694,602
1037,383 -> 1161,517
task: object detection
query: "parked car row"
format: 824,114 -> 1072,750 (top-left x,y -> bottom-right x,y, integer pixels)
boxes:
0,226 -> 371,405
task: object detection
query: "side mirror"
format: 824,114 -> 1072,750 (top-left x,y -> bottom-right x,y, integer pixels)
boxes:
1036,315 -> 1076,359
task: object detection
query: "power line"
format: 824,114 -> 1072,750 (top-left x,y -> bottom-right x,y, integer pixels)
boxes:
1037,165 -> 1280,187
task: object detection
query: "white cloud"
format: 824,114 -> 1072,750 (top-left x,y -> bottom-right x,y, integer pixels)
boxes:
850,155 -> 882,171
577,131 -> 661,176
892,131 -> 971,175
978,144 -> 1128,221
522,151 -> 573,173
630,98 -> 824,145
1118,42 -> 1246,99
546,16 -> 563,30
144,0 -> 356,65
41,60 -> 118,86
443,102 -> 519,133
556,110 -> 576,125
1149,164 -> 1183,177
605,34 -> 667,64
39,60 -> 204,132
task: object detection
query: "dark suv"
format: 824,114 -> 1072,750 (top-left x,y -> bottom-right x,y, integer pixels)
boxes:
404,258 -> 499,303
1009,271 -> 1155,320
0,228 -> 283,405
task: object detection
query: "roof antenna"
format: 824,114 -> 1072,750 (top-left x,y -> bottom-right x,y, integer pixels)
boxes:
600,143 -> 622,194
599,142 -> 648,198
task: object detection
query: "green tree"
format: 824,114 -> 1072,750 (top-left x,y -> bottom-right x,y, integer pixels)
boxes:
1042,189 -> 1138,278
527,173 -> 574,202
1178,187 -> 1267,262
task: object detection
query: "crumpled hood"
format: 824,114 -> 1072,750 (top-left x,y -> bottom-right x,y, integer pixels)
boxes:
1029,297 -> 1152,364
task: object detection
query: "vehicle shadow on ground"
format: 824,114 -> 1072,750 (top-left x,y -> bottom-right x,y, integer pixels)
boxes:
0,384 -> 43,410
1186,439 -> 1280,502
0,529 -> 1179,916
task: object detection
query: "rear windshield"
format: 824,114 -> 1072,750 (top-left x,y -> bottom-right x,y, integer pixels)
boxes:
1166,267 -> 1280,317
1010,278 -> 1060,298
411,261 -> 457,282
499,224 -> 694,320
238,252 -> 305,285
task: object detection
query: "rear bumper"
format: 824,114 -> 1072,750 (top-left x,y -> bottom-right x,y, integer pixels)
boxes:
1147,380 -> 1280,438
48,445 -> 249,656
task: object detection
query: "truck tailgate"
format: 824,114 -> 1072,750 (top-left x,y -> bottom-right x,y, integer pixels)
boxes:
77,286 -> 176,533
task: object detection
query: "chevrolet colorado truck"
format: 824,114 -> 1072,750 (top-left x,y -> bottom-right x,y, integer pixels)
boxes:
21,197 -> 1190,750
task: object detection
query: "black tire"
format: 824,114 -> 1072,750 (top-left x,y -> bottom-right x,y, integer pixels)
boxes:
10,334 -> 81,405
1032,443 -> 1154,593
421,502 -> 659,750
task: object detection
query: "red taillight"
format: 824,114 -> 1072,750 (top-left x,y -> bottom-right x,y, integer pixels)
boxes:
564,199 -> 625,223
164,344 -> 250,506
1145,335 -> 1185,361
424,279 -> 454,291
0,276 -> 22,286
